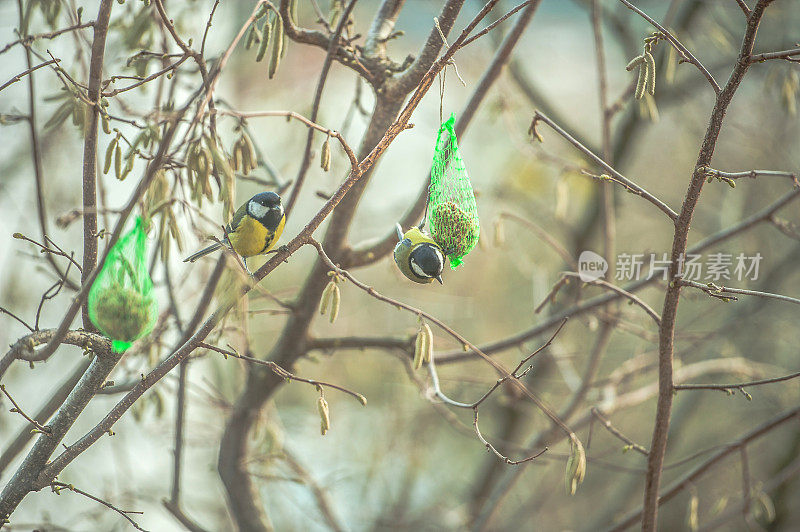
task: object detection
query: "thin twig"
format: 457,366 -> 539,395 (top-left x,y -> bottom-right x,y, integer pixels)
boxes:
702,167 -> 799,188
0,306 -> 34,332
35,257 -> 75,330
0,59 -> 60,93
0,385 -> 52,434
674,369 -> 800,392
16,3 -> 78,291
617,0 -> 721,93
536,272 -> 662,326
430,319 -> 568,410
679,278 -> 800,307
0,21 -> 94,55
749,46 -> 800,63
12,232 -> 83,273
499,212 -> 576,269
285,0 -> 360,216
50,481 -> 147,532
460,1 -> 533,48
530,110 -> 678,220
217,109 -> 358,170
198,342 -> 367,405
473,410 -> 548,465
609,406 -> 800,531
200,0 -> 222,58
591,408 -> 648,455
102,54 -> 190,97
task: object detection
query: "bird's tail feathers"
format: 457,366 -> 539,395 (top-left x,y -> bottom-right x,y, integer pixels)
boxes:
183,242 -> 223,263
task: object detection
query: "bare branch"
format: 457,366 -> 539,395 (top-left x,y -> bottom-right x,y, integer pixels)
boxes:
364,0 -> 406,58
284,0 -> 361,216
617,0 -> 721,93
217,109 -> 358,170
536,272 -> 662,326
530,110 -> 678,220
473,410 -> 547,465
0,21 -> 94,56
641,2 -> 772,528
0,59 -> 60,93
459,1 -> 533,48
388,0 -> 468,95
702,167 -> 799,188
591,408 -> 648,456
199,342 -> 367,405
0,384 -> 52,434
0,360 -> 91,477
750,46 -> 800,63
610,406 -> 800,531
50,481 -> 147,532
80,0 -> 114,329
674,369 -> 800,393
679,278 -> 800,307
734,0 -> 752,17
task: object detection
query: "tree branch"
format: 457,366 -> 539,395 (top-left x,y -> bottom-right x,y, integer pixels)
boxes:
387,0 -> 467,95
617,0 -> 721,93
284,0 -> 361,216
749,46 -> 800,63
0,59 -> 59,93
674,369 -> 800,393
81,0 -> 114,329
530,110 -> 678,221
642,2 -> 771,529
610,406 -> 800,531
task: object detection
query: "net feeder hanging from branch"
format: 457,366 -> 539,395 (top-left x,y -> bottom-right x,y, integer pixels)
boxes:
88,216 -> 158,353
427,112 -> 480,268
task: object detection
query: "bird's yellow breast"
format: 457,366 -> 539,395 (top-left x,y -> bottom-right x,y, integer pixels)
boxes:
228,214 -> 285,258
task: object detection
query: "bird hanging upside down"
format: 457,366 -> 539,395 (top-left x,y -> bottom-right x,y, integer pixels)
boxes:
393,224 -> 444,284
183,191 -> 286,268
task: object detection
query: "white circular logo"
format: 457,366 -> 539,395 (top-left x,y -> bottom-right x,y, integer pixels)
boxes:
578,250 -> 608,282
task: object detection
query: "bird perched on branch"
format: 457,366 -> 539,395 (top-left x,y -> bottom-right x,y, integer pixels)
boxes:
184,191 -> 285,267
393,224 -> 444,284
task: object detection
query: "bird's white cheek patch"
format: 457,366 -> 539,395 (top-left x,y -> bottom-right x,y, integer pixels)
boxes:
248,201 -> 269,219
410,259 -> 428,279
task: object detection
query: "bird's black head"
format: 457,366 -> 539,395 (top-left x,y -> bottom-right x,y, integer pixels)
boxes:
247,191 -> 284,229
409,243 -> 444,284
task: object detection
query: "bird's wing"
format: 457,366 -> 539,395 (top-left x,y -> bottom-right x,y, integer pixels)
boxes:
226,202 -> 249,234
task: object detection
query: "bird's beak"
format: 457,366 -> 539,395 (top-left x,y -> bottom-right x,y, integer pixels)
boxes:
395,223 -> 404,240
435,274 -> 443,284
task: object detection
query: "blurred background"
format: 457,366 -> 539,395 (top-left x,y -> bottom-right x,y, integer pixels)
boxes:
1,0 -> 799,530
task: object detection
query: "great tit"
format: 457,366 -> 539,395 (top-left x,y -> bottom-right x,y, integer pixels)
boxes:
393,224 -> 444,284
183,191 -> 285,265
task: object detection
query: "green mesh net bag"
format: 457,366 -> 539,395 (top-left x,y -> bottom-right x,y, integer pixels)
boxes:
427,113 -> 480,268
88,217 -> 158,353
